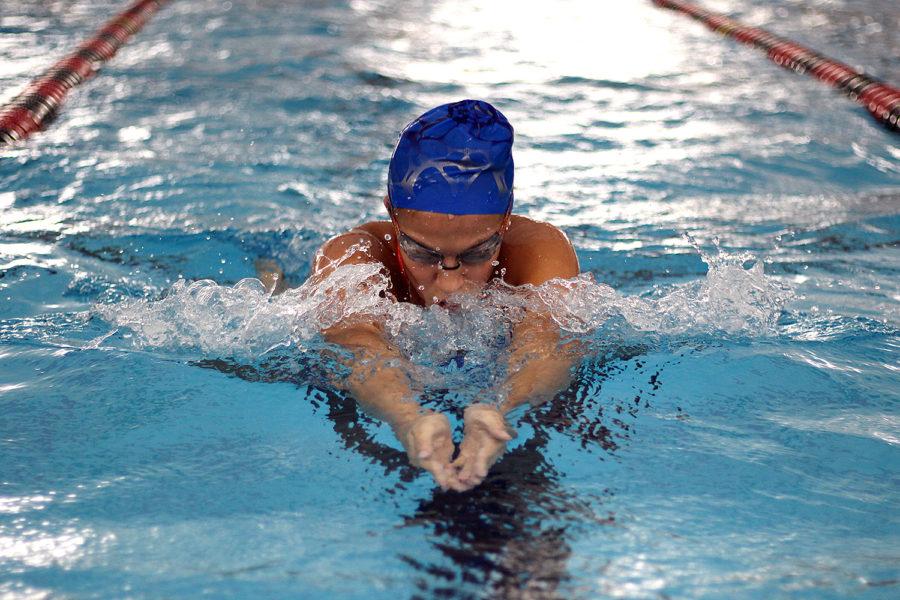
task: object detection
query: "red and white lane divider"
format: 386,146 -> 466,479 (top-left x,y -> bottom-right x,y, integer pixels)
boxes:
0,0 -> 170,146
653,0 -> 899,133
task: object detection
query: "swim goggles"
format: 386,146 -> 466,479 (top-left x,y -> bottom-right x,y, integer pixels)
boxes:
395,230 -> 503,270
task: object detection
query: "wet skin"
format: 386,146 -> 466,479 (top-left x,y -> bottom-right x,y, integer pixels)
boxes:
269,200 -> 579,492
345,204 -> 580,306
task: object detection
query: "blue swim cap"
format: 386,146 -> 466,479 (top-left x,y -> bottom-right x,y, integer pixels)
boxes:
388,99 -> 514,215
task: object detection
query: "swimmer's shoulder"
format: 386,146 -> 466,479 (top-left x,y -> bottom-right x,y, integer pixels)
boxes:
500,215 -> 579,285
312,221 -> 396,276
353,221 -> 393,241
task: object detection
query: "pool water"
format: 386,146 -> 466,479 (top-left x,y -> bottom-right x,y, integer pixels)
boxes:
1,0 -> 898,598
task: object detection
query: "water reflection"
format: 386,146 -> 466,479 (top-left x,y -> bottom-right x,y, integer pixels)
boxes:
197,343 -> 660,598
374,0 -> 687,85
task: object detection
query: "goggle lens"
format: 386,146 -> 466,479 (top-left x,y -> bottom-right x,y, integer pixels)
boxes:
397,232 -> 501,266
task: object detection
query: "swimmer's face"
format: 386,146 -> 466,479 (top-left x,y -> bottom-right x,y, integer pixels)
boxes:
389,206 -> 506,307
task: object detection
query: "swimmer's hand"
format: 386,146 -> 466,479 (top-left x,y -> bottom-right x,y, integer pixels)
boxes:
394,412 -> 460,492
451,404 -> 516,491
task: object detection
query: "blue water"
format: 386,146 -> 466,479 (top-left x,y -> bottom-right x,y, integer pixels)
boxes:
1,0 -> 898,598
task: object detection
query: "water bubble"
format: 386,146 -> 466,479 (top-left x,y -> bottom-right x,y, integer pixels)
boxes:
491,260 -> 500,267
384,234 -> 392,241
417,285 -> 425,291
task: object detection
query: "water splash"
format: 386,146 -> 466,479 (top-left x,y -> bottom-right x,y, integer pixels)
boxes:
95,261 -> 394,360
526,242 -> 794,337
95,244 -> 793,368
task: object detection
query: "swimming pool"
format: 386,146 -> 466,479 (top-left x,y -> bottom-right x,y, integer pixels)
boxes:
1,0 -> 898,597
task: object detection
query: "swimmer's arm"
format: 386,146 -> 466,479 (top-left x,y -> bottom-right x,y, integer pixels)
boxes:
323,320 -> 421,427
325,320 -> 463,491
254,244 -> 422,423
498,312 -> 579,414
497,223 -> 581,414
314,230 -> 465,489
311,228 -> 422,425
452,312 -> 579,490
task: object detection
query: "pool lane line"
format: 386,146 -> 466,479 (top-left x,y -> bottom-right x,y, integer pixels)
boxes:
0,0 -> 171,147
652,0 -> 899,133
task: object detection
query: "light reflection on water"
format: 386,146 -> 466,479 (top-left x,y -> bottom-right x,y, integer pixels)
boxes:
383,1 -> 688,84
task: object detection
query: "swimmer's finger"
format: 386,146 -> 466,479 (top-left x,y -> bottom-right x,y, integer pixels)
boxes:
415,432 -> 434,460
475,444 -> 503,479
449,446 -> 469,469
451,445 -> 474,476
425,461 -> 454,492
458,466 -> 483,490
473,453 -> 491,480
443,470 -> 468,493
452,479 -> 476,493
419,458 -> 441,483
432,471 -> 449,492
456,461 -> 473,485
450,461 -> 467,485
485,420 -> 515,442
448,462 -> 475,491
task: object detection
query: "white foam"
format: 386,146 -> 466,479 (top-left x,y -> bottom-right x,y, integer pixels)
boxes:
95,245 -> 793,365
96,261 -> 392,360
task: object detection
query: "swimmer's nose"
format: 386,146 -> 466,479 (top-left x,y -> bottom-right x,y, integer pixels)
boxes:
435,263 -> 465,293
440,256 -> 461,271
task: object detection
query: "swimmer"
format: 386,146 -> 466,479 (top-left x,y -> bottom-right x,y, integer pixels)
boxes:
260,100 -> 579,492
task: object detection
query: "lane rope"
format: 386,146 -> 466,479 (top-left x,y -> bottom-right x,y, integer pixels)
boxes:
653,0 -> 899,133
0,0 -> 171,147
